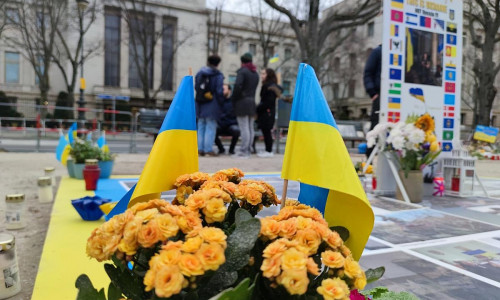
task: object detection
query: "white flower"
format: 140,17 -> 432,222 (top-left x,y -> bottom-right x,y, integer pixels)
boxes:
392,136 -> 405,150
408,128 -> 426,144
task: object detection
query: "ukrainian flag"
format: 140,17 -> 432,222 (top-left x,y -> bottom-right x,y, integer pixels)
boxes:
55,129 -> 71,165
97,131 -> 109,153
67,122 -> 77,145
108,76 -> 198,216
406,28 -> 414,73
281,64 -> 373,260
269,53 -> 279,64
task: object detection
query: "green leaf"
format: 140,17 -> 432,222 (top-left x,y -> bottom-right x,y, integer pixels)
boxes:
235,208 -> 252,226
107,282 -> 122,300
75,274 -> 107,300
329,226 -> 350,242
365,266 -> 386,284
105,263 -> 146,300
363,287 -> 420,300
111,255 -> 126,272
210,277 -> 254,300
362,287 -> 389,298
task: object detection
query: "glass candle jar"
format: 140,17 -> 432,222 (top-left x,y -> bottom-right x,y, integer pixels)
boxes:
83,159 -> 101,191
4,195 -> 25,230
44,167 -> 56,187
0,233 -> 21,299
38,177 -> 53,203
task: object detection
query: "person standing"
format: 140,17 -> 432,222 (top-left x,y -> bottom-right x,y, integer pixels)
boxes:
257,68 -> 282,158
363,45 -> 382,158
195,55 -> 224,156
215,84 -> 240,155
232,52 -> 259,158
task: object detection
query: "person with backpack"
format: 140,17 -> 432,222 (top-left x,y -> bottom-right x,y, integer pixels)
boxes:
256,68 -> 282,158
232,52 -> 259,158
195,55 -> 224,156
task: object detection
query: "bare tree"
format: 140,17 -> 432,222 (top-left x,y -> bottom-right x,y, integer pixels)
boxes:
0,1 -> 7,37
208,0 -> 224,55
119,0 -> 192,107
465,0 -> 500,126
3,0 -> 66,102
51,0 -> 100,109
248,1 -> 288,68
263,0 -> 380,73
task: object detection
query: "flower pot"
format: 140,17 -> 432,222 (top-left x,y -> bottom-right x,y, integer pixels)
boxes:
396,170 -> 423,203
73,163 -> 85,180
67,159 -> 76,178
98,160 -> 114,179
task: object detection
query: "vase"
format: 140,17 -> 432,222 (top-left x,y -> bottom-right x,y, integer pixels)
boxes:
396,170 -> 423,203
67,159 -> 76,178
98,160 -> 114,179
73,163 -> 85,180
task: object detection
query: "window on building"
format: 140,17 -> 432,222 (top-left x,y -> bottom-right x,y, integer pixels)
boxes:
229,40 -> 238,54
349,53 -> 357,69
367,22 -> 374,37
249,43 -> 256,55
105,8 -> 121,87
161,18 -> 176,91
348,79 -> 356,98
5,8 -> 20,24
282,80 -> 291,96
333,83 -> 339,99
333,57 -> 340,70
265,46 -> 274,59
5,52 -> 20,83
284,48 -> 292,60
361,108 -> 368,117
460,113 -> 466,125
128,13 -> 154,89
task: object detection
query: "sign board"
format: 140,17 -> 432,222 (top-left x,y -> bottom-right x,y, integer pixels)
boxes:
473,125 -> 499,143
380,0 -> 462,153
97,94 -> 130,101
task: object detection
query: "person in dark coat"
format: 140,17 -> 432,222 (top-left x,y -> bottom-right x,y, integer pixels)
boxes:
363,45 -> 382,158
256,68 -> 282,158
231,52 -> 259,158
195,55 -> 224,156
214,84 -> 240,155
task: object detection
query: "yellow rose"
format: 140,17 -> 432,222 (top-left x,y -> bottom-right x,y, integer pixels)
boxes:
295,216 -> 312,230
205,188 -> 232,204
343,257 -> 363,279
154,265 -> 185,298
430,141 -> 440,152
155,213 -> 179,240
202,198 -> 227,223
159,248 -> 182,265
175,210 -> 202,234
175,185 -> 193,205
261,255 -> 282,278
144,267 -> 156,292
306,257 -> 320,276
324,231 -> 343,249
279,219 -> 298,239
262,239 -> 287,258
277,269 -> 309,295
317,278 -> 349,300
312,222 -> 330,239
340,245 -> 352,258
181,236 -> 203,253
354,272 -> 367,290
281,247 -> 307,271
321,250 -> 345,269
86,230 -> 108,262
137,219 -> 162,248
163,240 -> 183,251
118,239 -> 138,256
196,242 -> 225,271
135,208 -> 159,222
294,229 -> 321,255
185,191 -> 207,211
111,210 -> 134,235
178,253 -> 204,277
260,218 -> 281,240
198,227 -> 227,249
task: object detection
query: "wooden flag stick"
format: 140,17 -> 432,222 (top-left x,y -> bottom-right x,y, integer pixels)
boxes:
280,179 -> 288,209
188,67 -> 193,76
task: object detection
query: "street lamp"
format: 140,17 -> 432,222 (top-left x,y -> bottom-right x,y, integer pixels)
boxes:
76,0 -> 89,123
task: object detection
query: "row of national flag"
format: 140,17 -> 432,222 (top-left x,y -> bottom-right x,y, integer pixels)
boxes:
105,64 -> 373,260
55,125 -> 109,165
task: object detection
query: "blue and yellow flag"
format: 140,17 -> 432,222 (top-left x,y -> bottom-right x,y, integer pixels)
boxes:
55,129 -> 71,165
68,122 -> 77,145
107,76 -> 198,218
269,53 -> 279,64
281,64 -> 374,260
97,131 -> 109,153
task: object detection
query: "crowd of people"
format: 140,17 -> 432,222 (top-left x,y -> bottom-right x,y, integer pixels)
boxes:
195,52 -> 283,159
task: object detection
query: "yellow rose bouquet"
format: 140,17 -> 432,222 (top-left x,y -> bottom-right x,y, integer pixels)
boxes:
77,169 -> 389,300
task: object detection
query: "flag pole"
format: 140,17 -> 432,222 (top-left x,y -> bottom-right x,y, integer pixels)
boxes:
280,179 -> 288,209
188,67 -> 193,76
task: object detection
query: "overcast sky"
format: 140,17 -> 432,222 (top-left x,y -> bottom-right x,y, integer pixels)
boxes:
206,0 -> 344,16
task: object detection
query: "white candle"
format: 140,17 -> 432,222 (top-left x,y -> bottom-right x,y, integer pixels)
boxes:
5,195 -> 25,230
44,167 -> 56,187
0,233 -> 21,299
38,177 -> 53,203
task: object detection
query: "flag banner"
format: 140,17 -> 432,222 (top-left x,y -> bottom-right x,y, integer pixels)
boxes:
269,54 -> 279,64
444,94 -> 455,105
443,130 -> 454,140
443,142 -> 453,152
447,22 -> 457,33
410,88 -> 425,102
434,19 -> 444,30
390,24 -> 399,37
446,45 -> 456,57
445,82 -> 456,93
108,76 -> 199,217
391,10 -> 404,22
97,131 -> 110,153
446,34 -> 457,45
390,54 -> 402,66
445,69 -> 456,81
388,97 -> 401,109
388,111 -> 401,123
474,125 -> 499,143
420,16 -> 431,28
281,63 -> 374,260
68,122 -> 77,145
391,0 -> 404,10
444,105 -> 455,117
389,68 -> 402,80
55,129 -> 71,165
406,13 -> 418,25
444,118 -> 455,129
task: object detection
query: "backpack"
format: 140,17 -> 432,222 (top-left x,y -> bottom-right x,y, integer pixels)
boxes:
195,74 -> 214,103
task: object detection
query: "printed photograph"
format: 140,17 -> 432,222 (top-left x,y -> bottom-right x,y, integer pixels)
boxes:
405,28 -> 444,86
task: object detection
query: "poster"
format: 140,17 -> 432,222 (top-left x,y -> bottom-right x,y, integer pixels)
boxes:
381,0 -> 462,152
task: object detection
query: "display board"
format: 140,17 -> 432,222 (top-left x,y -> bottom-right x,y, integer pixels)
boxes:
380,0 -> 462,152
